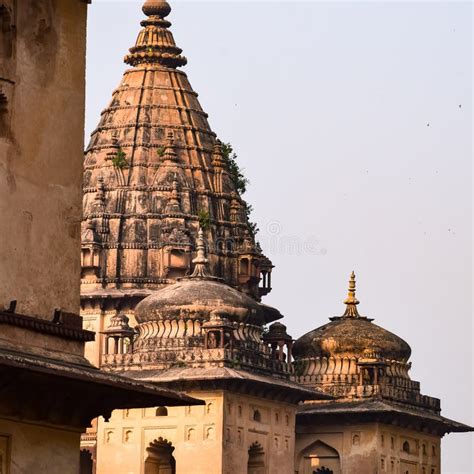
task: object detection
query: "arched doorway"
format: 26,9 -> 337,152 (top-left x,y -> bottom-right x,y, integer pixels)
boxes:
248,442 -> 265,474
79,449 -> 94,474
297,440 -> 341,474
144,438 -> 176,474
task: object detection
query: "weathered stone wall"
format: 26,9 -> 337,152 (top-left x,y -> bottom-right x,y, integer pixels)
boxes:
295,422 -> 441,474
0,419 -> 81,474
0,0 -> 87,319
95,390 -> 297,474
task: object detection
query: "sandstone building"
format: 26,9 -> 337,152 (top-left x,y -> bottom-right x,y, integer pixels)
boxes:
80,1 -> 472,473
0,2 -> 200,473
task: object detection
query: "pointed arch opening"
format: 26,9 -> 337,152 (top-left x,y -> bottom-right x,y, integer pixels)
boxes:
247,442 -> 265,474
144,438 -> 176,474
79,449 -> 94,474
297,439 -> 341,474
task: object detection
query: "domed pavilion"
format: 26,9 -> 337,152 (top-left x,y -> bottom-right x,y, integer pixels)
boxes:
293,273 -> 471,474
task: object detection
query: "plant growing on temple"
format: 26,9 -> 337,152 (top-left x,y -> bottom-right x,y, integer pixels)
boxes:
198,210 -> 211,230
221,142 -> 259,236
111,148 -> 128,169
221,142 -> 249,195
156,145 -> 166,158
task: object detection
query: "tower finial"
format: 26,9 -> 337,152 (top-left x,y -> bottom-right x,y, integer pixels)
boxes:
143,0 -> 171,18
342,271 -> 360,318
125,0 -> 187,68
190,229 -> 210,278
163,131 -> 178,161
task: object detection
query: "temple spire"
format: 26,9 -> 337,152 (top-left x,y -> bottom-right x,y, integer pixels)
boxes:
125,0 -> 187,68
342,271 -> 360,318
190,229 -> 210,279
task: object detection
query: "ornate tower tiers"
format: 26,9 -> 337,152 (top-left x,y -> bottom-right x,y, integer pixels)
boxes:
81,0 -> 272,366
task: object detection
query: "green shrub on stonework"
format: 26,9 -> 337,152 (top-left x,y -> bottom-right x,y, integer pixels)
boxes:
111,148 -> 128,169
221,142 -> 259,236
157,145 -> 166,158
198,210 -> 211,230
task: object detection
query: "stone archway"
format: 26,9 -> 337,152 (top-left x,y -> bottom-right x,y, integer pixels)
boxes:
144,438 -> 176,474
248,442 -> 265,474
79,449 -> 94,474
297,440 -> 341,474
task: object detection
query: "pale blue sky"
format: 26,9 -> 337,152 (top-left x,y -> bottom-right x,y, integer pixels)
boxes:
86,2 -> 473,471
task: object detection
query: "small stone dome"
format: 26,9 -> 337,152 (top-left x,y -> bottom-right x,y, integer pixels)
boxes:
293,273 -> 411,363
135,278 -> 267,326
293,317 -> 411,362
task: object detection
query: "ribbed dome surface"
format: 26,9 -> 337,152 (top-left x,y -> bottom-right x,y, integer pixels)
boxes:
293,273 -> 412,363
293,317 -> 411,362
135,278 -> 267,326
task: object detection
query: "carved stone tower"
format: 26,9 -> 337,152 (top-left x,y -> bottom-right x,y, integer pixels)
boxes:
81,0 -> 272,366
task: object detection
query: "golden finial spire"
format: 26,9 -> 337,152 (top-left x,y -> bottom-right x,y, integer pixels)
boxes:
342,271 -> 360,318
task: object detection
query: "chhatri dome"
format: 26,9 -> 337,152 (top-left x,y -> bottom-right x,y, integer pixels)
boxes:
135,230 -> 280,326
293,272 -> 412,363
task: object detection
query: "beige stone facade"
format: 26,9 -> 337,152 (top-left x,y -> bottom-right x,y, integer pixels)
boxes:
0,0 -> 88,319
96,392 -> 296,474
0,2 -> 200,474
296,423 -> 441,474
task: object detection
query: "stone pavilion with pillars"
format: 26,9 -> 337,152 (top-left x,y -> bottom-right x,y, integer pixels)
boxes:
291,273 -> 472,473
93,230 -> 326,474
80,1 -> 472,473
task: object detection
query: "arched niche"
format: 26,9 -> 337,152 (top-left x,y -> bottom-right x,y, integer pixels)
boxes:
144,438 -> 176,474
247,442 -> 265,474
297,439 -> 341,474
79,449 -> 94,474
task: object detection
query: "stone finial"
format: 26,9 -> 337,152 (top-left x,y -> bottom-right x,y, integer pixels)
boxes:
125,1 -> 187,68
95,176 -> 106,203
190,228 -> 210,278
163,131 -> 178,161
165,177 -> 181,213
342,271 -> 361,318
143,0 -> 171,18
212,140 -> 225,168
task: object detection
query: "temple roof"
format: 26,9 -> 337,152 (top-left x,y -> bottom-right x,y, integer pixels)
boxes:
297,399 -> 473,436
82,0 -> 271,300
125,366 -> 331,404
293,273 -> 412,362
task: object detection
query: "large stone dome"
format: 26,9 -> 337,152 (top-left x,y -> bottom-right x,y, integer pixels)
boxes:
293,272 -> 411,363
135,277 -> 269,326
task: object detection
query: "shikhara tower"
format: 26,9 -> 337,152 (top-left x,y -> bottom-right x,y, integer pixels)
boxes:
81,0 -> 272,364
80,1 -> 472,474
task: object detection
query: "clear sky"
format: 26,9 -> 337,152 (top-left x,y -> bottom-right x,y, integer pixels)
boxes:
86,1 -> 473,471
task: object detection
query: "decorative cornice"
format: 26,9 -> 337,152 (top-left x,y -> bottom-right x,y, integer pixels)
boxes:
0,310 -> 95,342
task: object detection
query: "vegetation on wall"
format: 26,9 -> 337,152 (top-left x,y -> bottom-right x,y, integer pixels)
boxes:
156,145 -> 166,158
111,148 -> 128,169
198,210 -> 211,230
221,142 -> 259,237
